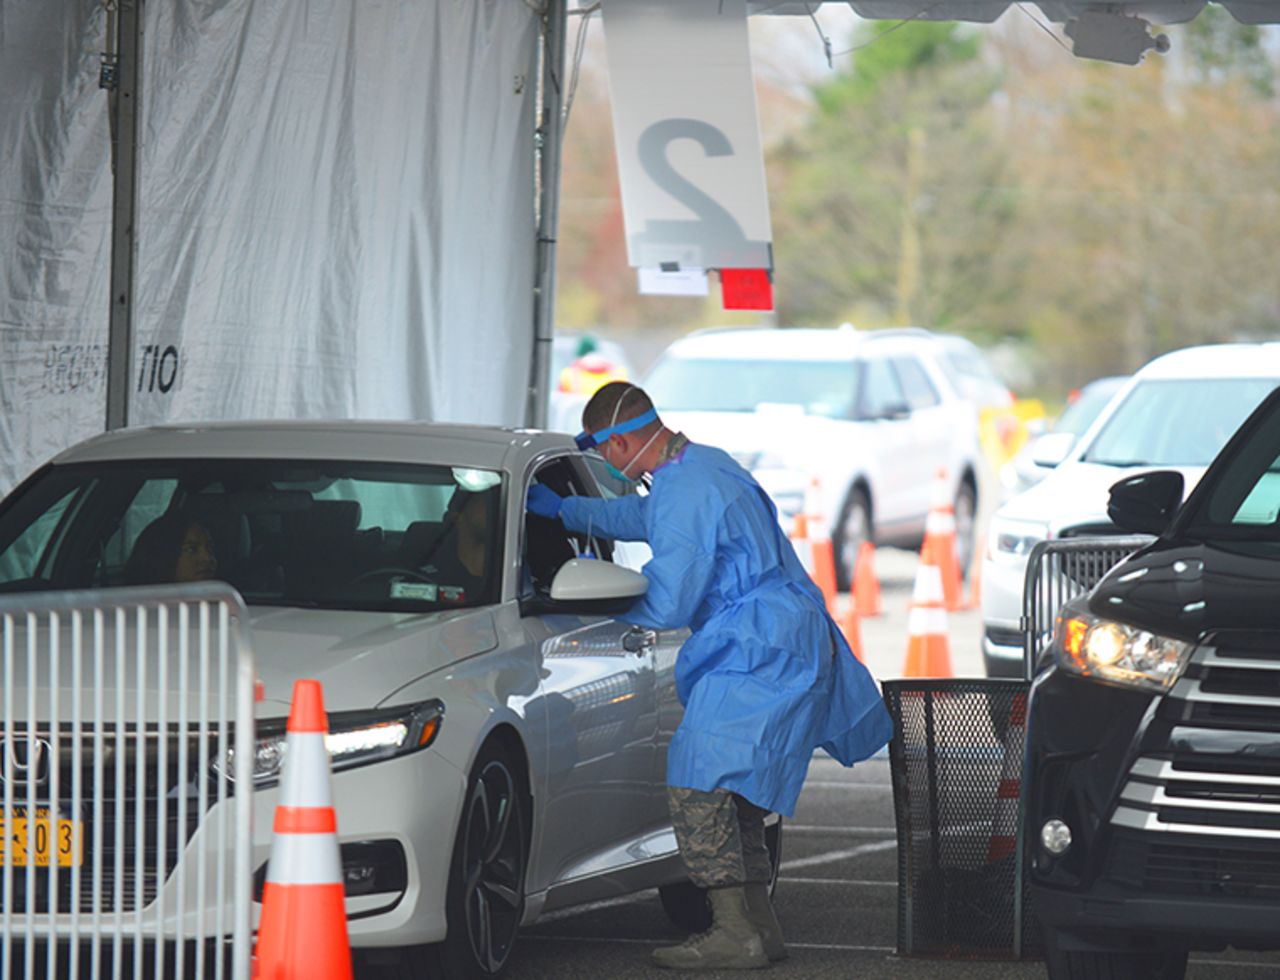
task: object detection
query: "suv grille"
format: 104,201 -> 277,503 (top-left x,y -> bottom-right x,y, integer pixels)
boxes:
1112,632 -> 1280,843
1058,522 -> 1125,538
1105,829 -> 1280,899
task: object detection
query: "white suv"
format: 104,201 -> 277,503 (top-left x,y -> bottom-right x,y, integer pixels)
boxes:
644,326 -> 987,589
981,343 -> 1280,677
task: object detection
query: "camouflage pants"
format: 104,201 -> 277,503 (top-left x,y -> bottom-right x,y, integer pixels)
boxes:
668,786 -> 773,889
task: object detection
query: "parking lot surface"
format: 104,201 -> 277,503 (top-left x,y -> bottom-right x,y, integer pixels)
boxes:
510,551 -> 1280,979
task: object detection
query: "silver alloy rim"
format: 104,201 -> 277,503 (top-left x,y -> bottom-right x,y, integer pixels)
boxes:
462,759 -> 524,973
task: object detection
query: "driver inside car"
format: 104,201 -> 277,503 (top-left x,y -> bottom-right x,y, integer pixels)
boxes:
417,489 -> 491,597
124,513 -> 219,585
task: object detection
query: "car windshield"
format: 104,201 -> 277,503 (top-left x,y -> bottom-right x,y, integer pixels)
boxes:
0,460 -> 505,612
1055,379 -> 1126,438
646,356 -> 855,418
1081,378 -> 1277,468
939,345 -> 1007,405
1182,392 -> 1280,539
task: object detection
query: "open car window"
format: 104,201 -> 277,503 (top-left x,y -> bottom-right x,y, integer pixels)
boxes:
0,459 -> 505,612
523,455 -> 618,597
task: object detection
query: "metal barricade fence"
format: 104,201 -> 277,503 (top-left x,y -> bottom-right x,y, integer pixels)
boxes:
1,583 -> 256,980
886,679 -> 1036,958
1019,535 -> 1153,680
887,534 -> 1152,960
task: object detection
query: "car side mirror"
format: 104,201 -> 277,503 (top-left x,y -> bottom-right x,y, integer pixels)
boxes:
550,558 -> 648,603
519,558 -> 648,617
878,401 -> 912,421
1106,471 -> 1184,535
1030,431 -> 1077,469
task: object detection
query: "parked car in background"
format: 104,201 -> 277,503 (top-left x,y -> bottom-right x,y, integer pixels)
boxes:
982,344 -> 1280,677
0,421 -> 778,977
1027,385 -> 1280,979
933,333 -> 1017,412
644,326 -> 988,589
999,375 -> 1129,500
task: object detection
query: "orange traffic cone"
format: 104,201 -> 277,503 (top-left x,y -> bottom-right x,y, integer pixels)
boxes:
789,510 -> 814,578
902,559 -> 954,678
805,478 -> 839,614
987,691 -> 1028,862
920,469 -> 964,611
839,597 -> 864,662
853,541 -> 882,617
255,680 -> 352,980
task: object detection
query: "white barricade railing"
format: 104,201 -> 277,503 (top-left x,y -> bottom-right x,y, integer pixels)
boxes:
0,583 -> 255,980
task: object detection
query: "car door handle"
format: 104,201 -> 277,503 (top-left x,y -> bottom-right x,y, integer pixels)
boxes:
622,627 -> 658,653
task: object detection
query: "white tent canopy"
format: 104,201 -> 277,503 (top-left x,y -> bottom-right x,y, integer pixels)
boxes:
0,0 -> 542,493
4,0 -> 1278,495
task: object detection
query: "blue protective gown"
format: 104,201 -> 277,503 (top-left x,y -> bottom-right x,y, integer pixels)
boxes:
558,442 -> 892,817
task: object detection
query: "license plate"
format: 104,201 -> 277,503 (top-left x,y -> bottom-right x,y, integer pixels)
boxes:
0,807 -> 83,867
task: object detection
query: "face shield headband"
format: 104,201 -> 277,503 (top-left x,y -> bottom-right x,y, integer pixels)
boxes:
575,407 -> 658,452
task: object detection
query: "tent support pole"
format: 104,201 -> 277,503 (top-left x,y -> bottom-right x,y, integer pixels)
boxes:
105,0 -> 143,431
526,0 -> 568,430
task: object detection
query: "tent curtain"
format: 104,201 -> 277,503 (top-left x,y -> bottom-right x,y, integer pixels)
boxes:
0,0 -> 539,493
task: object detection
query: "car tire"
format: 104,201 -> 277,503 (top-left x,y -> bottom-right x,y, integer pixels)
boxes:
1042,925 -> 1188,980
833,487 -> 872,594
387,742 -> 527,980
658,817 -> 783,933
954,478 -> 978,576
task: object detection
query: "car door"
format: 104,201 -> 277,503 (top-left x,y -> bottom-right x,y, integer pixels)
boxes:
521,454 -> 662,888
581,456 -> 689,813
891,354 -> 952,519
855,355 -> 918,527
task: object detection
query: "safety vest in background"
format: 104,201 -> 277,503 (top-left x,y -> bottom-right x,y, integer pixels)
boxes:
558,353 -> 628,396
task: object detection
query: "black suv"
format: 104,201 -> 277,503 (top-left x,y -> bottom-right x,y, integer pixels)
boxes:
1026,385 -> 1280,979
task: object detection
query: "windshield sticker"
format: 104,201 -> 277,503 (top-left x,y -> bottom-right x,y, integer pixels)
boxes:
440,586 -> 467,603
391,581 -> 438,601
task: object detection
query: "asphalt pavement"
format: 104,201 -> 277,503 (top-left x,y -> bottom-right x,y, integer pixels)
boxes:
508,550 -> 1280,979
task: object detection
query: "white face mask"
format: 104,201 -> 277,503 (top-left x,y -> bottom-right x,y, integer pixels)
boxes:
609,427 -> 663,483
604,387 -> 660,482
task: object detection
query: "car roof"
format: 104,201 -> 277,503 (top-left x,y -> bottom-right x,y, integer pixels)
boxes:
660,326 -> 940,362
1134,343 -> 1280,380
50,420 -> 575,472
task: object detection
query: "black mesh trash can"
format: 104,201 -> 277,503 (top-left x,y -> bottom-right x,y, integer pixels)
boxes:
883,679 -> 1040,959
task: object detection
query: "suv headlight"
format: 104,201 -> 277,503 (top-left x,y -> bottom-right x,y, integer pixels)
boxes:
989,517 -> 1047,559
217,700 -> 444,786
1053,603 -> 1193,693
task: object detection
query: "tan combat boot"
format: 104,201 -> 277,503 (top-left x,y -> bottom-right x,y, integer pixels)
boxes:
744,882 -> 788,961
652,886 -> 770,970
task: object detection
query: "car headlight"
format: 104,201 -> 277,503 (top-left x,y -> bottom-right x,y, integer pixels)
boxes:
1053,604 -> 1193,693
217,700 -> 444,786
988,517 -> 1048,558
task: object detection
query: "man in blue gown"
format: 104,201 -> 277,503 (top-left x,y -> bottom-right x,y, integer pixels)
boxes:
528,382 -> 892,970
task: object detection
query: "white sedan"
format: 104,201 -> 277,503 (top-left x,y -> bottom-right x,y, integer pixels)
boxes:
982,344 -> 1280,677
0,421 -> 780,977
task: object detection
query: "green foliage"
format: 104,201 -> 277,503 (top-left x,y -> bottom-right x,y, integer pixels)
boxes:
767,14 -> 1280,395
1185,4 -> 1274,97
771,22 -> 1018,337
815,21 -> 983,112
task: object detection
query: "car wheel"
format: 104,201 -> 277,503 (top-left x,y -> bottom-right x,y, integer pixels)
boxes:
954,479 -> 977,576
392,743 -> 527,980
658,817 -> 783,933
833,487 -> 872,594
1042,925 -> 1187,980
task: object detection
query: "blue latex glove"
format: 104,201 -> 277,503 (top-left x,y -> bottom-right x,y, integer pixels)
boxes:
527,483 -> 563,520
